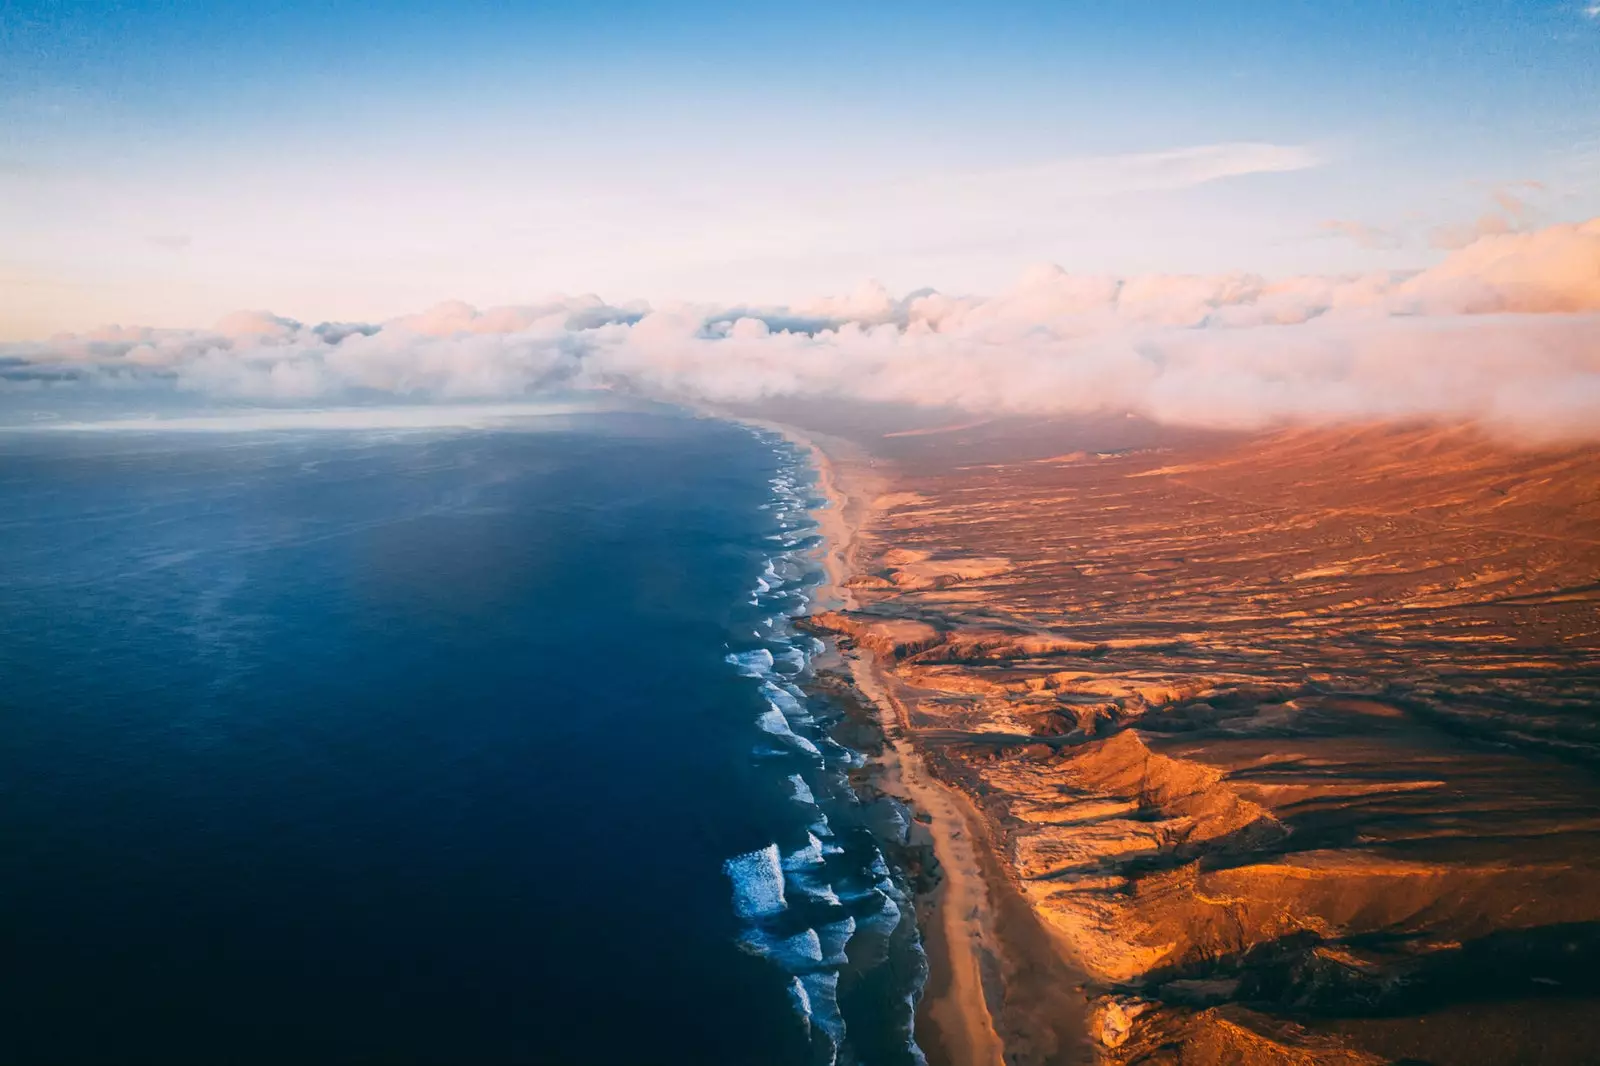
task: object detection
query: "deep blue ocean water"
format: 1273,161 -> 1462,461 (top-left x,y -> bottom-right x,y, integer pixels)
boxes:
0,407 -> 923,1065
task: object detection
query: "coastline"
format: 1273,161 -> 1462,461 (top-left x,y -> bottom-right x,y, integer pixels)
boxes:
721,416 -> 870,613
757,417 -> 1012,1066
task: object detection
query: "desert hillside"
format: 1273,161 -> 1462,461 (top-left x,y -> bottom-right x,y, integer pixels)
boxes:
790,406 -> 1600,1065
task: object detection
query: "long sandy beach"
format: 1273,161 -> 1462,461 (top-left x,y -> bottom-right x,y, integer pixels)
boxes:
766,417 -> 1083,1066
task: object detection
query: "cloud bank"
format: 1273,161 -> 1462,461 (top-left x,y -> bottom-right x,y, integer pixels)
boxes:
5,218 -> 1598,442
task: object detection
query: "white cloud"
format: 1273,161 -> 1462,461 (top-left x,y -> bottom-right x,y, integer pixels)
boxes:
5,218 -> 1599,443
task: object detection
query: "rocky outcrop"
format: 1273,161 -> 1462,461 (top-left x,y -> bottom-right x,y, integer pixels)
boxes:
804,611 -> 942,658
1100,1000 -> 1388,1065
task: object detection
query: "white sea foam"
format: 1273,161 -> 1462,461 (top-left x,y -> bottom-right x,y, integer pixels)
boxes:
740,926 -> 825,971
884,799 -> 911,842
863,887 -> 903,934
782,832 -> 827,870
772,559 -> 807,586
783,841 -> 844,905
725,844 -> 787,919
796,879 -> 842,906
817,917 -> 856,967
832,875 -> 881,905
787,977 -> 812,1036
761,682 -> 805,717
903,939 -> 932,1066
727,442 -> 928,1062
800,971 -> 847,1060
819,737 -> 866,767
787,773 -> 816,805
773,646 -> 807,674
725,648 -> 774,676
756,707 -> 822,757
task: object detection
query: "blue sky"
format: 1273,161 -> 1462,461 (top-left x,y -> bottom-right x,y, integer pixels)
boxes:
4,0 -> 1598,337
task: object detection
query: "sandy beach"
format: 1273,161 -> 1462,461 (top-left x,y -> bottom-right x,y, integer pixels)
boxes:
758,416 -> 1093,1066
782,425 -> 1001,1066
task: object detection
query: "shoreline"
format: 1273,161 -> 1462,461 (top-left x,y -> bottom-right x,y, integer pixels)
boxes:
757,417 -> 1011,1066
720,415 -> 870,612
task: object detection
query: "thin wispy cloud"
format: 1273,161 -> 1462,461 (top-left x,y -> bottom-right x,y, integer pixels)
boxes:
659,143 -> 1327,285
0,141 -> 1335,339
908,143 -> 1321,203
1429,181 -> 1549,249
1320,219 -> 1402,250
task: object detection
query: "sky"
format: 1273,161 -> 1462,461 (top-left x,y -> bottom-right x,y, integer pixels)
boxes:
5,0 -> 1600,339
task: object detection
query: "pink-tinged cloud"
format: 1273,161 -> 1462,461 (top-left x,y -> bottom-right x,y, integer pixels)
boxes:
1402,219 -> 1600,312
5,218 -> 1599,443
1320,220 -> 1402,251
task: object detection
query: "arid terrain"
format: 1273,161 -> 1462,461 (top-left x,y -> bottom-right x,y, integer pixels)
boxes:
767,402 -> 1600,1066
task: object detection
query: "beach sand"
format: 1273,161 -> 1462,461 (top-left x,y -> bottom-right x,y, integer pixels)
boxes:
783,425 -> 1003,1066
759,417 -> 1093,1066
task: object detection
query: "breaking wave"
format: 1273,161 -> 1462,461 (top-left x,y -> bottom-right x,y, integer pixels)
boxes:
719,429 -> 928,1065
725,844 -> 787,920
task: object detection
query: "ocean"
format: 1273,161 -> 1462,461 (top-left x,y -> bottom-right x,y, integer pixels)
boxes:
0,404 -> 925,1065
